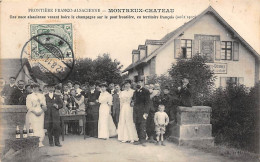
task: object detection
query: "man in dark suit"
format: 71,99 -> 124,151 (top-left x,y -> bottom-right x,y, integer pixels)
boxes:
132,77 -> 151,146
44,85 -> 63,147
108,83 -> 115,94
85,82 -> 100,137
112,84 -> 121,128
1,77 -> 18,105
14,80 -> 25,105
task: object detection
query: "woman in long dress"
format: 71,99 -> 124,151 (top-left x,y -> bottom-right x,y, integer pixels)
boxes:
26,84 -> 47,147
98,83 -> 117,139
117,80 -> 138,143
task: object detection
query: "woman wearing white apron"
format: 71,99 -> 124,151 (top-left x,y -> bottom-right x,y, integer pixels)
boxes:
26,84 -> 47,147
117,80 -> 138,143
98,83 -> 117,139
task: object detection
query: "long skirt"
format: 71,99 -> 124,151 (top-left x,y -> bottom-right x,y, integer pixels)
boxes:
98,103 -> 117,139
117,103 -> 138,141
26,111 -> 45,144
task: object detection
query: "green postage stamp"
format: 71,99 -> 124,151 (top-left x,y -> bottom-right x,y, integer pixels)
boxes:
30,23 -> 73,59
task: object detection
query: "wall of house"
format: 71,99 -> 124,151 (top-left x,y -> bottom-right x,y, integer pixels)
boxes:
154,13 -> 257,87
178,13 -> 256,87
128,69 -> 138,81
155,41 -> 176,75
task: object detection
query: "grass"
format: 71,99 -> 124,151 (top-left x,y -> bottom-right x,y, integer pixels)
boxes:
190,144 -> 259,162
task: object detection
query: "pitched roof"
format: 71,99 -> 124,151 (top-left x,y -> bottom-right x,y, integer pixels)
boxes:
123,6 -> 260,72
0,59 -> 22,80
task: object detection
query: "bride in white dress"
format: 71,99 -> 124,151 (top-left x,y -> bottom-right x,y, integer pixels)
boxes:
98,83 -> 117,139
117,80 -> 138,143
26,84 -> 47,147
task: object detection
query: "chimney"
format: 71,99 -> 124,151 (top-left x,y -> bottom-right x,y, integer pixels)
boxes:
132,50 -> 140,63
145,40 -> 165,56
138,45 -> 147,60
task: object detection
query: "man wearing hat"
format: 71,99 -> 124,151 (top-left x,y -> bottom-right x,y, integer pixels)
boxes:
132,76 -> 151,146
44,85 -> 63,147
85,81 -> 100,137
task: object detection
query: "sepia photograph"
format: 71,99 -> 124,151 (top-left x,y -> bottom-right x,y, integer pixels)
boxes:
0,0 -> 259,161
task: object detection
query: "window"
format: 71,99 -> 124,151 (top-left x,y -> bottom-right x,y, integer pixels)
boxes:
220,77 -> 244,87
221,41 -> 232,60
181,39 -> 192,58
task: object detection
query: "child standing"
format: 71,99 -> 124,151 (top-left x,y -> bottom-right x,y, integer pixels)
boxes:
154,105 -> 169,146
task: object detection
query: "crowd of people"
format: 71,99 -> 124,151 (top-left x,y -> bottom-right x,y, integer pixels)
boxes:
0,76 -> 192,147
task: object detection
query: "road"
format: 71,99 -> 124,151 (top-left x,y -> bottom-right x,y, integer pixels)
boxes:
38,135 -> 235,162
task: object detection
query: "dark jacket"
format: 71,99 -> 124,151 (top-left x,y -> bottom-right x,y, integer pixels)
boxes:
85,90 -> 100,113
177,85 -> 192,107
44,93 -> 63,130
132,87 -> 151,123
1,84 -> 18,105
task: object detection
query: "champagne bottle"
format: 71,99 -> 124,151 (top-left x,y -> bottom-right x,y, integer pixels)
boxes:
23,125 -> 27,138
29,124 -> 34,136
16,126 -> 20,139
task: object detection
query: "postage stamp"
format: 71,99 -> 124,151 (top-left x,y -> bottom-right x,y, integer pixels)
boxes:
20,23 -> 75,85
30,23 -> 73,59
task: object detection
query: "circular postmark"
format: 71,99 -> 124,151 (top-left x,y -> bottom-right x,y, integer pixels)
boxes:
21,33 -> 75,85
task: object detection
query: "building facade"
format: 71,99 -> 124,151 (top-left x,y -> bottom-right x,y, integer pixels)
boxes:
123,6 -> 260,87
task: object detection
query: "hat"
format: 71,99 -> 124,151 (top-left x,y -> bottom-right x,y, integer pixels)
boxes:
123,79 -> 132,85
89,81 -> 95,86
31,83 -> 40,88
164,85 -> 170,90
99,82 -> 108,87
74,81 -> 81,86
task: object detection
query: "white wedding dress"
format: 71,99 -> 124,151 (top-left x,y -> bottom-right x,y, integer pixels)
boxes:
98,91 -> 117,139
117,89 -> 138,142
26,92 -> 46,147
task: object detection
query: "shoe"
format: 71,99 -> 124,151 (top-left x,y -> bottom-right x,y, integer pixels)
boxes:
141,142 -> 146,147
161,141 -> 166,146
130,140 -> 134,144
148,139 -> 156,143
156,141 -> 160,145
39,143 -> 44,147
121,140 -> 127,143
133,141 -> 141,145
55,144 -> 62,147
50,143 -> 54,147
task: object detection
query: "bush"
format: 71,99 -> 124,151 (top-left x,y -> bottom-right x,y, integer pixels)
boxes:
168,55 -> 216,105
206,83 -> 259,153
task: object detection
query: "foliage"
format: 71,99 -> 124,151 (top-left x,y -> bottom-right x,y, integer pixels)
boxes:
146,74 -> 174,91
168,55 -> 216,105
205,83 -> 259,153
66,53 -> 123,84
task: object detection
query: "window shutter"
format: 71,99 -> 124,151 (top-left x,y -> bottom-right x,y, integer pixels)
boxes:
174,39 -> 181,58
215,41 -> 221,60
193,39 -> 199,56
220,77 -> 227,87
233,41 -> 239,61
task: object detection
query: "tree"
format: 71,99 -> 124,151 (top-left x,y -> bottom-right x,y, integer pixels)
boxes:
168,54 -> 216,105
66,53 -> 123,84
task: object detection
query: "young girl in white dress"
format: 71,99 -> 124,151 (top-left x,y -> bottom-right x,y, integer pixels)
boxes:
26,84 -> 47,147
117,80 -> 138,143
98,83 -> 117,139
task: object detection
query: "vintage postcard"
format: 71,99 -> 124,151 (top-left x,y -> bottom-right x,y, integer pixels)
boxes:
0,0 -> 259,161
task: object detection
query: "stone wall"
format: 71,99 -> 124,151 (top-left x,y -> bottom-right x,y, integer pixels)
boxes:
169,106 -> 214,147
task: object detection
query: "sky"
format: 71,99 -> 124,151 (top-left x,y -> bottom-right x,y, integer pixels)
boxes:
1,0 -> 260,70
